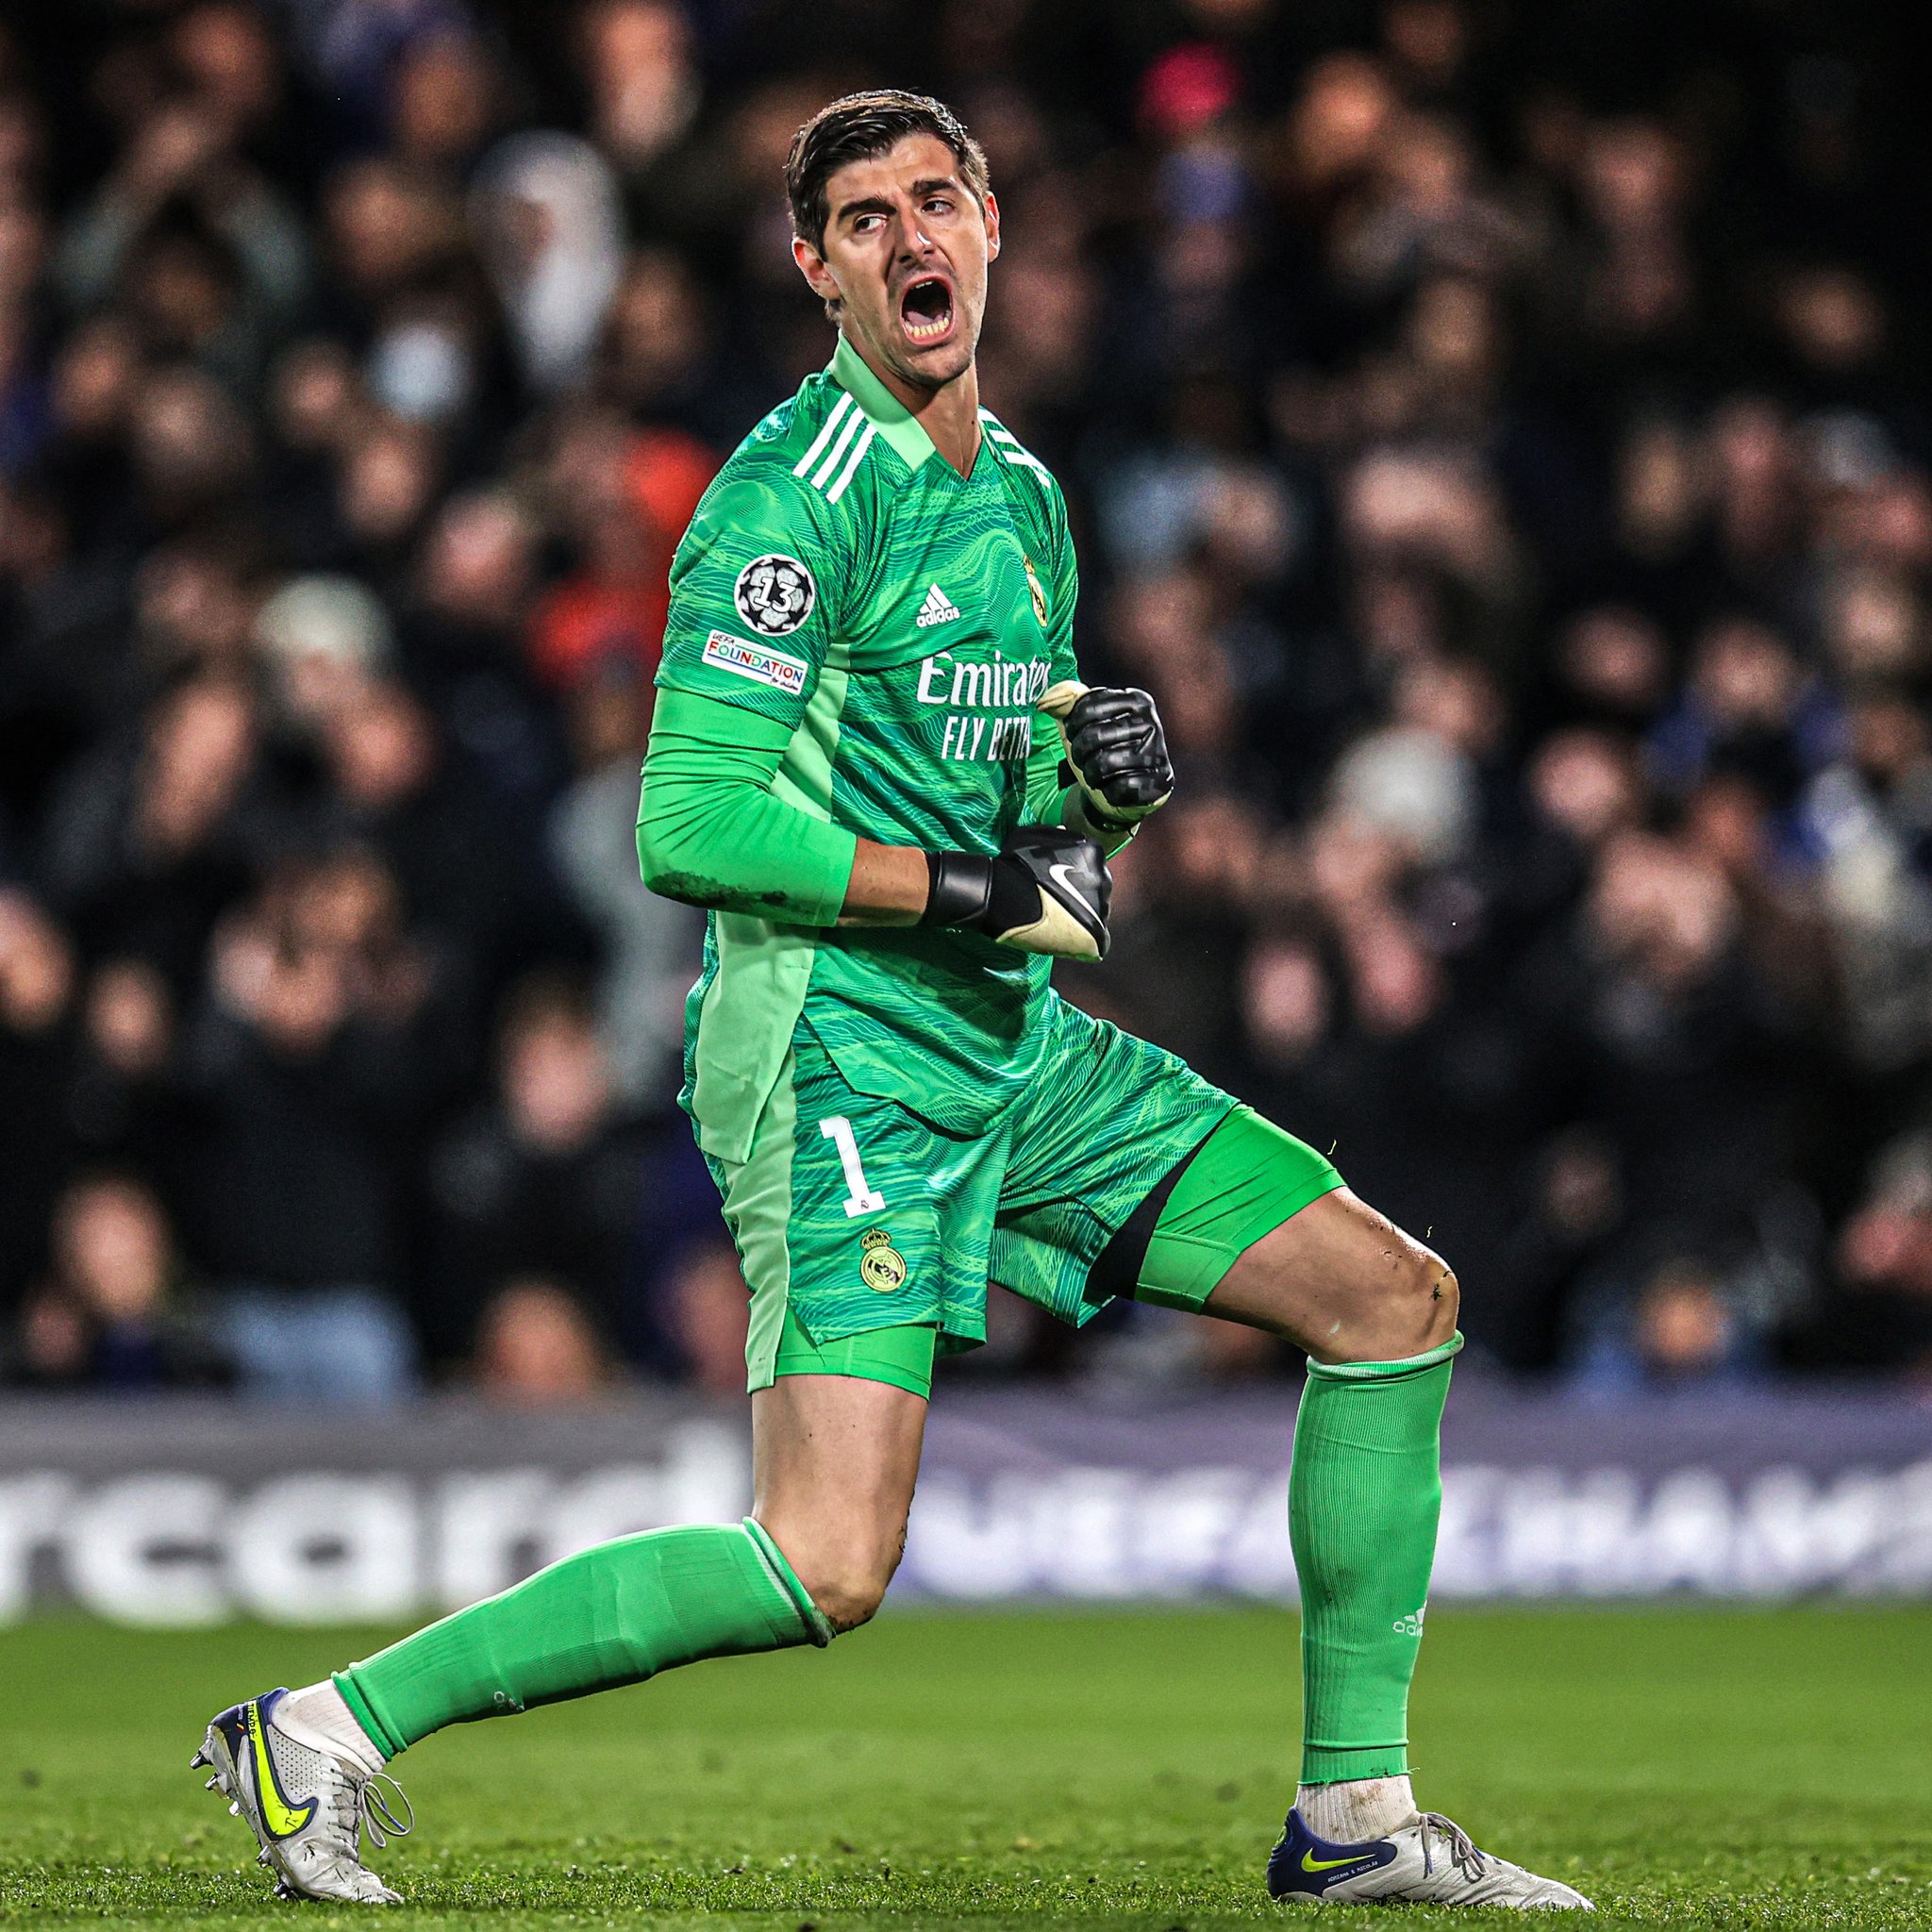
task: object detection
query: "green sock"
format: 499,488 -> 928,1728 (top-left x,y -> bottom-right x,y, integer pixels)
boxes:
1290,1334 -> 1460,1786
334,1519 -> 830,1757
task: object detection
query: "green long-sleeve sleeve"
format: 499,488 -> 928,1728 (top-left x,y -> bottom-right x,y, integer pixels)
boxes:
636,689 -> 857,924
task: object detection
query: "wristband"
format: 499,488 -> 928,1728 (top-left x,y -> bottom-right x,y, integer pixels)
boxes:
922,850 -> 993,926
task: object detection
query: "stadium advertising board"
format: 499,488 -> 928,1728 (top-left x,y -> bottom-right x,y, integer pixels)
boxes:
2,1389 -> 1929,1623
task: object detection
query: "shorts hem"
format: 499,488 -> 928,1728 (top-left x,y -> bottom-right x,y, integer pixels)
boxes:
769,1357 -> 933,1399
762,1308 -> 941,1400
1136,1166 -> 1346,1311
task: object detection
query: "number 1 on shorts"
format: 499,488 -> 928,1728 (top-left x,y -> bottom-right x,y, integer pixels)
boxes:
820,1115 -> 887,1217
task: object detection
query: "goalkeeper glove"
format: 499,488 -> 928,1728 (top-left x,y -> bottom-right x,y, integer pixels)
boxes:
922,826 -> 1110,960
1040,681 -> 1174,830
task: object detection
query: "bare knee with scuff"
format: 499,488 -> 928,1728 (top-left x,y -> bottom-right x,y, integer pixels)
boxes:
1204,1188 -> 1461,1363
758,1517 -> 902,1633
1336,1216 -> 1458,1361
1396,1249 -> 1458,1357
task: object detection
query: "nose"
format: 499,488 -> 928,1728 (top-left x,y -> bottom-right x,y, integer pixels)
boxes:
891,205 -> 934,259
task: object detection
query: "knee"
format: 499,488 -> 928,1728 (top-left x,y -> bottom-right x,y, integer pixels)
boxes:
1394,1247 -> 1458,1356
757,1520 -> 900,1635
804,1566 -> 891,1634
1343,1234 -> 1457,1361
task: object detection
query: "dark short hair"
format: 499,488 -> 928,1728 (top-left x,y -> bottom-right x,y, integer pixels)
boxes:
784,90 -> 991,255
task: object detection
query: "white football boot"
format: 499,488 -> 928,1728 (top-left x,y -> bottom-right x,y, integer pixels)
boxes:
1268,1806 -> 1593,1909
192,1687 -> 411,1903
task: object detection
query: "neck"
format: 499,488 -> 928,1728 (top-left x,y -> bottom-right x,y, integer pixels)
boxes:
844,330 -> 981,477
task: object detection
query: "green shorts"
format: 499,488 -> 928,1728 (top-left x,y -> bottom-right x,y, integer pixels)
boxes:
705,997 -> 1343,1393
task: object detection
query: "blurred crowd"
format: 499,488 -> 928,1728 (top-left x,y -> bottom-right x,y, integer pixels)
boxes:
5,0 -> 1932,1406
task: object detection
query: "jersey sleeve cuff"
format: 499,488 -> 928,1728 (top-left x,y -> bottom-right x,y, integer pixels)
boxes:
1063,786 -> 1138,857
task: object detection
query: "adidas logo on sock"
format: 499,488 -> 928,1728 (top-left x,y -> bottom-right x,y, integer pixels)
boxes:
915,583 -> 962,627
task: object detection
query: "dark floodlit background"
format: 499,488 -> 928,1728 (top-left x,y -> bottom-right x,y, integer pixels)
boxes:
4,0 -> 1932,1410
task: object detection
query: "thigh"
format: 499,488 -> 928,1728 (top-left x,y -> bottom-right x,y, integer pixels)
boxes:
751,1368 -> 927,1628
990,1000 -> 1237,1326
1205,1185 -> 1457,1363
1133,1104 -> 1344,1314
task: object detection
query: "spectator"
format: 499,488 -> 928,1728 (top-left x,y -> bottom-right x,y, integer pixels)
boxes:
425,973 -> 644,1368
1570,1254 -> 1767,1397
0,890 -> 77,1307
549,667 -> 700,1109
1822,1134 -> 1932,1377
2,5 -> 1931,1397
656,1241 -> 750,1400
173,863 -> 427,1406
472,1274 -> 613,1405
6,1172 -> 230,1391
469,132 -> 623,394
42,673 -> 259,991
52,94 -> 309,392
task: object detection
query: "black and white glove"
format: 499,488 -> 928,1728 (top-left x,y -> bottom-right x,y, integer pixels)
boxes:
922,826 -> 1110,960
1040,681 -> 1174,830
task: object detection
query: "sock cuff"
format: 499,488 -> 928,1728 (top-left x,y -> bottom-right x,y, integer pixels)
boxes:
1298,1741 -> 1413,1782
332,1669 -> 405,1760
1305,1330 -> 1463,1383
741,1517 -> 835,1647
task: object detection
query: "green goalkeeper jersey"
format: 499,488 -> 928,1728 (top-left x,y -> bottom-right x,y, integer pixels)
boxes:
657,334 -> 1082,1162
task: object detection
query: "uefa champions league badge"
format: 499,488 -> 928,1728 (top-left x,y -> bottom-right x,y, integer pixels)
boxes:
858,1227 -> 908,1291
733,554 -> 816,636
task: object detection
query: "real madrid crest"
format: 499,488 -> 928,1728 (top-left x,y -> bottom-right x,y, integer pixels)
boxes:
1023,554 -> 1047,627
858,1227 -> 908,1292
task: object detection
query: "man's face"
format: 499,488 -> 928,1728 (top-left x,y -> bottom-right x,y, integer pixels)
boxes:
794,132 -> 999,392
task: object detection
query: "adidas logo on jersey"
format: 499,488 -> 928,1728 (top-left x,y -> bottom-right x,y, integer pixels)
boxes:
915,584 -> 962,628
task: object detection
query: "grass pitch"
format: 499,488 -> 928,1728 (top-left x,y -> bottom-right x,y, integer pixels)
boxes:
3,1606 -> 1929,1929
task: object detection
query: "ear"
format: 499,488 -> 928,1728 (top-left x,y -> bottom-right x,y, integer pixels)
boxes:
792,235 -> 841,306
983,189 -> 1001,263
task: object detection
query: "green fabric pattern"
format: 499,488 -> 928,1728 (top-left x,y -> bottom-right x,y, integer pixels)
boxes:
658,333 -> 1083,1163
1290,1335 -> 1462,1784
637,689 -> 856,924
704,1004 -> 1235,1375
334,1520 -> 826,1757
709,1047 -> 802,1390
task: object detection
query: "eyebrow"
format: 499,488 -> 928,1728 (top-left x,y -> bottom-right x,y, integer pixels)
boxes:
832,176 -> 960,227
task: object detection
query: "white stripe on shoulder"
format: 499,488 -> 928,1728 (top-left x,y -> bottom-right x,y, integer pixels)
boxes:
792,391 -> 854,479
989,438 -> 1052,486
976,410 -> 1054,485
824,423 -> 876,504
810,406 -> 865,491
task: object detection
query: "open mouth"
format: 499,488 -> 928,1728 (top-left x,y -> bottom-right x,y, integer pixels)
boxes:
898,274 -> 955,345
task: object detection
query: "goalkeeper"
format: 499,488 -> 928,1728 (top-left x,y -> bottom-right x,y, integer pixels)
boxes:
192,92 -> 1589,1912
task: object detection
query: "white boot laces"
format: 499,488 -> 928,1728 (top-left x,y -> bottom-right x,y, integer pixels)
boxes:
315,1762 -> 413,1865
1417,1812 -> 1488,1884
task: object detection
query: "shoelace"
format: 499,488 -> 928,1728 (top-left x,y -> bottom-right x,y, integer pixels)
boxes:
361,1774 -> 413,1849
314,1765 -> 414,1862
1416,1812 -> 1488,1883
